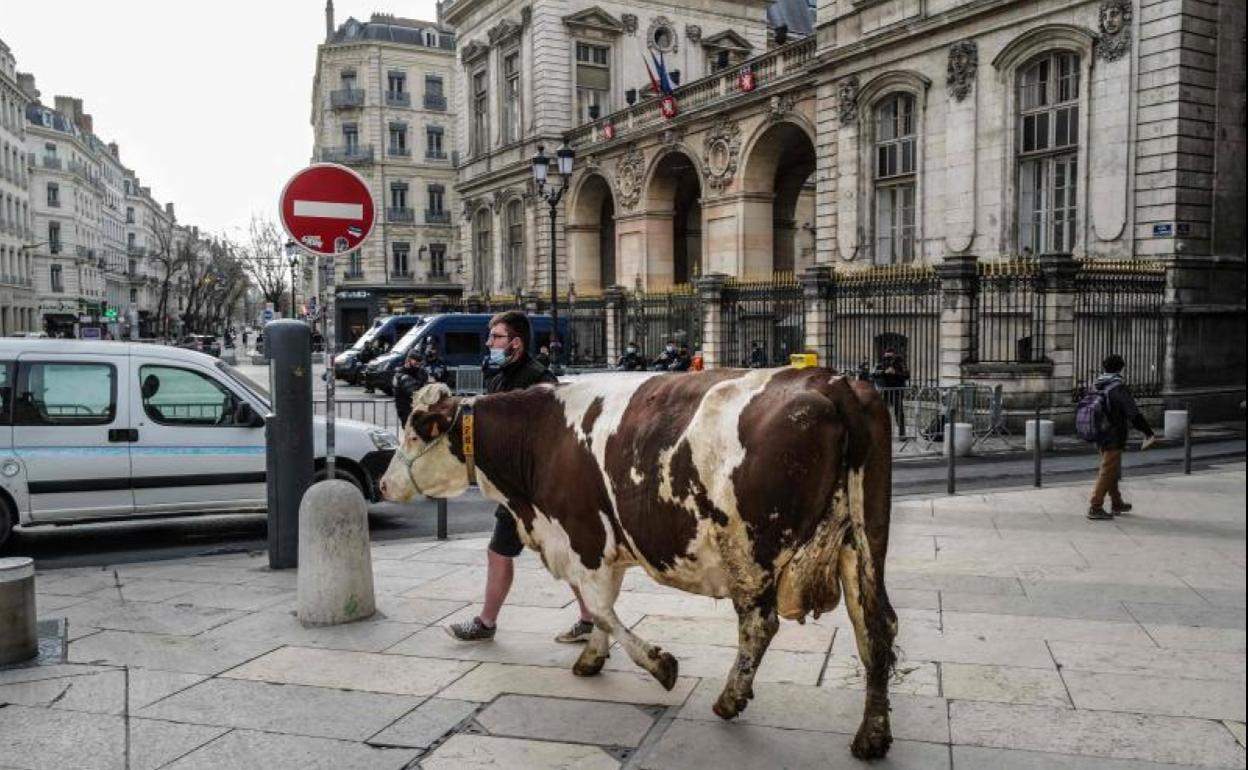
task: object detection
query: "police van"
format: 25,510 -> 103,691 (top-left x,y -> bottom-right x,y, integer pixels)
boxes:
0,340 -> 399,548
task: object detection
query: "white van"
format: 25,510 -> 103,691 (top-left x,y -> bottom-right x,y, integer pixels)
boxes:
0,340 -> 399,547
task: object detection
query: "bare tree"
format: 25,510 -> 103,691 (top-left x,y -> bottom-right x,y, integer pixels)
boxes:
149,216 -> 195,339
237,215 -> 289,310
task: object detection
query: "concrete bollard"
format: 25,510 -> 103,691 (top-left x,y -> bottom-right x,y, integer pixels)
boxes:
0,557 -> 38,666
297,480 -> 376,626
943,422 -> 974,457
1164,410 -> 1188,441
1025,419 -> 1056,451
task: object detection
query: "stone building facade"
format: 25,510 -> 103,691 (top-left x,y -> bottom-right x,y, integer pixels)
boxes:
311,4 -> 461,342
0,38 -> 35,334
443,0 -> 777,298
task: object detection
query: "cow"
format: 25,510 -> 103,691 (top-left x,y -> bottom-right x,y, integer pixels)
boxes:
379,367 -> 899,759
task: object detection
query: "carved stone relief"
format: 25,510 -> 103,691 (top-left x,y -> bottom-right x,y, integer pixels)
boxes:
702,117 -> 742,192
837,76 -> 859,126
647,15 -> 678,53
947,40 -> 978,102
615,145 -> 645,211
686,25 -> 702,44
621,13 -> 638,34
1096,0 -> 1132,62
768,92 -> 797,122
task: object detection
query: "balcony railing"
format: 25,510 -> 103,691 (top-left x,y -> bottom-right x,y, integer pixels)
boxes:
48,199 -> 61,208
424,93 -> 447,111
386,91 -> 411,107
319,145 -> 374,165
425,210 -> 450,224
343,269 -> 365,280
391,271 -> 414,282
427,271 -> 451,282
388,146 -> 411,158
330,89 -> 365,109
387,207 -> 415,223
566,35 -> 818,147
425,151 -> 448,161
42,156 -> 62,170
50,242 -> 63,255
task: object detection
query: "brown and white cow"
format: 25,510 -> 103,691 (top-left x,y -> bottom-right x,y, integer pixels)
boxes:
379,367 -> 899,758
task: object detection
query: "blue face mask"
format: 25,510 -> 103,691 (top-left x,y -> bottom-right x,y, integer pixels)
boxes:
489,347 -> 507,365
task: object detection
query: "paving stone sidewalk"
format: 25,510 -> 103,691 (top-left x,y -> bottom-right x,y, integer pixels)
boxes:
2,463 -> 1245,770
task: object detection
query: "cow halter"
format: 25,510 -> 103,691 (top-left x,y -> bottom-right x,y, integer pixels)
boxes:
393,399 -> 477,497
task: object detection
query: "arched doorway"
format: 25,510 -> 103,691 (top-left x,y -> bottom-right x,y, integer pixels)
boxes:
567,174 -> 616,292
741,121 -> 817,273
647,150 -> 702,286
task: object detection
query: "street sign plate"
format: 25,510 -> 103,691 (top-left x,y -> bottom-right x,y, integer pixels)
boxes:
278,164 -> 376,257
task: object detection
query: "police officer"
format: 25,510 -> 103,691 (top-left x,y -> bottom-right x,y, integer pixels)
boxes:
392,351 -> 428,428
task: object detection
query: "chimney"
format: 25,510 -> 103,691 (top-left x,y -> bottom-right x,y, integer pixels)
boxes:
108,142 -> 119,159
325,0 -> 335,41
165,202 -> 175,219
16,72 -> 38,100
54,95 -> 77,119
80,113 -> 94,134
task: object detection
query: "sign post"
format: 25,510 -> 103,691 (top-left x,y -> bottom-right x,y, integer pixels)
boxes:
278,163 -> 376,479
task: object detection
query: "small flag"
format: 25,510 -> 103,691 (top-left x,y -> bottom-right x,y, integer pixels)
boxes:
651,50 -> 674,96
600,121 -> 616,140
660,94 -> 678,119
643,55 -> 661,96
738,65 -> 755,92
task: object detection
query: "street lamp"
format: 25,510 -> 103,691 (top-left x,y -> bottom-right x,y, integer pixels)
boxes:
284,240 -> 298,319
531,141 -> 575,367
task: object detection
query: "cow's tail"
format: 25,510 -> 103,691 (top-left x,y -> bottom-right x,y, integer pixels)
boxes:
841,378 -> 899,677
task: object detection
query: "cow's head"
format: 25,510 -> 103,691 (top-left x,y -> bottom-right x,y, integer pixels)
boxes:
378,383 -> 471,501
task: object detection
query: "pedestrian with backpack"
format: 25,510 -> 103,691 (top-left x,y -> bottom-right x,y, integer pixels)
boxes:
1077,354 -> 1157,520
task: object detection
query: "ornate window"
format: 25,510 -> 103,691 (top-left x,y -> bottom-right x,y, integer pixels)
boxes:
505,199 -> 524,290
575,43 -> 610,123
471,70 -> 489,155
1017,52 -> 1079,254
473,209 -> 493,291
874,93 -> 917,263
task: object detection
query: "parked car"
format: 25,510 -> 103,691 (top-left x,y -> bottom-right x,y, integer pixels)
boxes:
360,313 -> 569,394
8,331 -> 50,339
333,314 -> 422,385
0,340 -> 399,548
176,334 -> 222,358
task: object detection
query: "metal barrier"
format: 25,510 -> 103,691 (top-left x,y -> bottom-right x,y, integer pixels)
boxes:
452,366 -> 485,395
313,398 -> 401,433
876,384 -> 1010,455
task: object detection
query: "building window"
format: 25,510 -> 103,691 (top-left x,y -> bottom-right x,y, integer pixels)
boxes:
347,250 -> 363,277
126,206 -> 135,224
340,69 -> 357,90
343,123 -> 359,152
392,242 -> 411,277
426,126 -> 445,158
873,93 -> 917,264
1017,52 -> 1080,255
46,183 -> 59,208
576,43 -> 610,123
389,122 -> 408,155
391,182 -> 408,210
48,222 -> 61,254
130,287 -> 137,303
473,209 -> 492,291
502,50 -> 521,144
427,184 -> 445,215
387,71 -> 406,96
505,199 -> 524,290
425,74 -> 446,110
472,70 -> 489,155
424,30 -> 438,47
51,263 -> 64,292
429,243 -> 447,277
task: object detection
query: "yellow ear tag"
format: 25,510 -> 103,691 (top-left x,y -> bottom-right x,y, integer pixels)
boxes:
462,414 -> 475,458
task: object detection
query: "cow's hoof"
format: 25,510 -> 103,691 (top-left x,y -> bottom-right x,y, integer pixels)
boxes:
850,719 -> 892,760
650,649 -> 679,691
711,692 -> 748,720
572,656 -> 606,677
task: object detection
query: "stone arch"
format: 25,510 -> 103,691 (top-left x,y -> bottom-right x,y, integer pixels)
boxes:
642,146 -> 704,286
738,118 -> 818,274
567,171 -> 617,293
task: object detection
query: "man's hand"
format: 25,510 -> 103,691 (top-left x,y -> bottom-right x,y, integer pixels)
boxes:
1141,435 -> 1157,451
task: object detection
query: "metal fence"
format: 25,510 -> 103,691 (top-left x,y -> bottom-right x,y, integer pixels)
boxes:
1072,259 -> 1166,398
566,294 -> 609,366
827,265 -> 942,386
975,258 -> 1046,363
719,274 -> 805,368
622,286 -> 703,361
874,383 -> 1009,454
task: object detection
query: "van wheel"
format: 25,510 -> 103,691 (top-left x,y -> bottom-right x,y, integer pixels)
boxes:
313,466 -> 366,497
0,497 -> 14,550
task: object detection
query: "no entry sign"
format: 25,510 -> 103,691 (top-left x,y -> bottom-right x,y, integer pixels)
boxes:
278,164 -> 375,256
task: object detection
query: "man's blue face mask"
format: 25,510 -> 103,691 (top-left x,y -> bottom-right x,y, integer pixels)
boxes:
488,347 -> 507,365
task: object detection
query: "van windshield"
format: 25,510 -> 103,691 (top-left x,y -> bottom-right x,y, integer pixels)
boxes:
393,318 -> 432,354
216,361 -> 271,409
349,322 -> 383,351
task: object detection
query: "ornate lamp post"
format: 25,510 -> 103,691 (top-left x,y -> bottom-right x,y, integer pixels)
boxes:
531,141 -> 575,366
284,240 -> 299,319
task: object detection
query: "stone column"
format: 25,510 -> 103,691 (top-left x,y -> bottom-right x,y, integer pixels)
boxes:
696,273 -> 728,368
604,285 -> 625,364
1038,252 -> 1079,408
937,254 -> 979,386
800,266 -> 832,365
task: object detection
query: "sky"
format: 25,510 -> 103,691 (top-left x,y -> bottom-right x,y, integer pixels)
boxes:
2,0 -> 440,241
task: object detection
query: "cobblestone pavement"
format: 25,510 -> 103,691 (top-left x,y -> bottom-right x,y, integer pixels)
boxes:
3,464 -> 1245,769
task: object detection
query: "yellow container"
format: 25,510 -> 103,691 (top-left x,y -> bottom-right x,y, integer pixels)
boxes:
789,352 -> 818,369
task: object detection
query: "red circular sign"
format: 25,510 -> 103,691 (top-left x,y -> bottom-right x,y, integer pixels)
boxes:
279,163 -> 375,256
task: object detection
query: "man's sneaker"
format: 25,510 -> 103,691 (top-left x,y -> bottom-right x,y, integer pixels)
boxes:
445,616 -> 496,641
1111,502 -> 1133,515
554,619 -> 595,644
1087,506 -> 1113,521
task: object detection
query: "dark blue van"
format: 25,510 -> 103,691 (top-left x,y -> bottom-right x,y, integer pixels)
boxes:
333,314 -> 423,384
361,313 -> 569,394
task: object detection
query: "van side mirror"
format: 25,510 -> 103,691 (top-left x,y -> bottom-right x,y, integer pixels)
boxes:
235,402 -> 264,427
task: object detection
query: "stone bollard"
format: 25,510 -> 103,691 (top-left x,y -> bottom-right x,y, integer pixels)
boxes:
1025,419 -> 1056,451
943,422 -> 974,457
297,480 -> 376,626
1164,410 -> 1188,441
0,557 -> 38,666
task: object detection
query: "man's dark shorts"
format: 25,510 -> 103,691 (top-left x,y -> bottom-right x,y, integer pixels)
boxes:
489,506 -> 524,557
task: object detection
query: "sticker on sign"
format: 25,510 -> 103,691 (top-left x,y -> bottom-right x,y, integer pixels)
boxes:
279,163 -> 376,257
